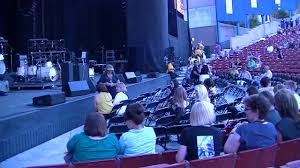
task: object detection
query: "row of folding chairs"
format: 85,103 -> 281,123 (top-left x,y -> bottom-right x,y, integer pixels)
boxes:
29,137 -> 300,168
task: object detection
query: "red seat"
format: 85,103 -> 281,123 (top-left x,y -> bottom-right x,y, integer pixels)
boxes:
275,138 -> 300,167
190,154 -> 236,168
235,144 -> 277,168
161,151 -> 177,164
28,159 -> 117,168
119,154 -> 161,168
142,162 -> 186,168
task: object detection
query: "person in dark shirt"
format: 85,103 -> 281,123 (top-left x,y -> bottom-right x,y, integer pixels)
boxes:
224,94 -> 277,153
190,60 -> 200,85
275,89 -> 300,141
168,86 -> 189,125
97,64 -> 120,98
176,101 -> 222,162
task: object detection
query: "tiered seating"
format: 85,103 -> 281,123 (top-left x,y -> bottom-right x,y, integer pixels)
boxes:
210,25 -> 300,77
30,138 -> 300,168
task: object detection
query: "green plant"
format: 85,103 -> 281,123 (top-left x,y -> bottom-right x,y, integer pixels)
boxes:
273,10 -> 289,19
249,16 -> 260,28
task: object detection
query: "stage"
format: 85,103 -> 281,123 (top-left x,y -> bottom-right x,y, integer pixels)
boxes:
0,73 -> 170,161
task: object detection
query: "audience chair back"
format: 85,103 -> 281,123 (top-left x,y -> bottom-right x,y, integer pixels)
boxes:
235,144 -> 278,168
275,138 -> 300,167
190,153 -> 236,168
161,150 -> 177,164
119,153 -> 161,168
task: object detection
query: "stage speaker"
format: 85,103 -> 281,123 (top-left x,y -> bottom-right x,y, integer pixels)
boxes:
33,93 -> 66,106
65,80 -> 90,97
125,72 -> 142,83
74,63 -> 89,81
87,79 -> 96,93
61,62 -> 74,92
147,72 -> 159,78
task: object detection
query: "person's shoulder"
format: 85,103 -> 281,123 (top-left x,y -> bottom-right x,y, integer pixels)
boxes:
71,132 -> 86,140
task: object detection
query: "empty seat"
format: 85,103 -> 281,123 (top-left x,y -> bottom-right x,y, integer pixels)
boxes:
275,138 -> 300,167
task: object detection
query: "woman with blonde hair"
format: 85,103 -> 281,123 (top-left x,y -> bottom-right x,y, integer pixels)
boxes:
176,101 -> 222,162
169,86 -> 189,125
95,83 -> 113,114
113,82 -> 128,115
194,85 -> 213,106
275,89 -> 300,141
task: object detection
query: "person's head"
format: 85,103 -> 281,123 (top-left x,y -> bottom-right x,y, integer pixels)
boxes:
204,78 -> 215,90
84,113 -> 107,137
173,86 -> 188,107
97,83 -> 109,93
284,80 -> 297,92
273,84 -> 285,94
260,77 -> 271,88
243,94 -> 272,122
194,84 -> 210,102
190,101 -> 215,126
262,65 -> 269,73
275,89 -> 300,122
259,91 -> 275,106
105,64 -> 114,74
241,65 -> 248,71
116,82 -> 127,93
124,103 -> 145,128
246,86 -> 259,96
170,78 -> 179,89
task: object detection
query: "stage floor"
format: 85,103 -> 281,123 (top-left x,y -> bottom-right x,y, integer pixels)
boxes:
0,73 -> 171,161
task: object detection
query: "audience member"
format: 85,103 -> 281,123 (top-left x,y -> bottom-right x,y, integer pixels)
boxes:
275,89 -> 300,141
119,103 -> 156,156
95,84 -> 113,114
239,66 -> 252,80
259,91 -> 281,125
273,84 -> 285,94
199,60 -> 211,83
247,56 -> 257,69
176,101 -> 222,162
167,60 -> 177,79
97,64 -> 120,98
224,95 -> 277,153
259,77 -> 274,95
284,80 -> 300,110
190,60 -> 200,85
246,86 -> 259,96
169,86 -> 189,125
204,78 -> 217,104
113,82 -> 129,116
167,78 -> 180,97
66,113 -> 120,162
260,66 -> 272,79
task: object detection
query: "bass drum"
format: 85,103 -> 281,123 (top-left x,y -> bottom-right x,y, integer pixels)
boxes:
37,67 -> 59,81
27,65 -> 37,76
0,61 -> 6,75
17,66 -> 27,76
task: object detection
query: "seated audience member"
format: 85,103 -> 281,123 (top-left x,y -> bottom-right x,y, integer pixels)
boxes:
247,56 -> 257,69
167,78 -> 180,97
275,89 -> 300,141
194,84 -> 214,107
95,84 -> 113,114
169,86 -> 189,125
239,66 -> 252,80
273,84 -> 285,94
67,113 -> 120,162
259,77 -> 274,96
232,58 -> 242,69
199,60 -> 211,83
97,64 -> 120,99
224,95 -> 277,153
284,80 -> 300,110
204,78 -> 217,104
246,86 -> 259,96
119,103 -> 156,156
113,82 -> 128,116
260,66 -> 272,79
259,91 -> 281,125
190,60 -> 200,85
176,101 -> 222,162
230,67 -> 239,79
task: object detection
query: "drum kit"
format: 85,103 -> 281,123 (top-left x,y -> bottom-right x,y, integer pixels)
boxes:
15,38 -> 66,82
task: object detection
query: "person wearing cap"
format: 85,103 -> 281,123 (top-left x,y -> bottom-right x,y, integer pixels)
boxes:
98,64 -> 120,99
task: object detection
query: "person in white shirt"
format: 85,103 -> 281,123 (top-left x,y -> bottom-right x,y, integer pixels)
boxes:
113,82 -> 128,115
261,66 -> 272,79
119,103 -> 156,156
239,66 -> 252,80
259,77 -> 274,96
284,80 -> 300,110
